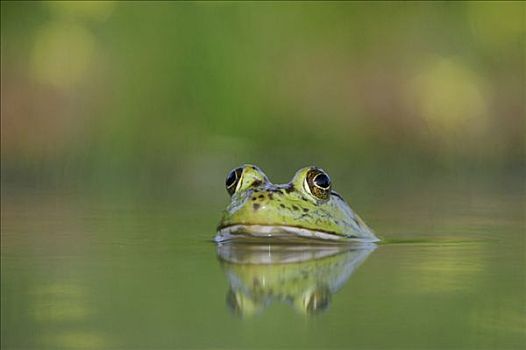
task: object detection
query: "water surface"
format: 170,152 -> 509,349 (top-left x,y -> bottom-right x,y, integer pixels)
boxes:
1,183 -> 524,349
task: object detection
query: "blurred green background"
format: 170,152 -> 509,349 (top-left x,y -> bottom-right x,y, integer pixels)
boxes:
2,1 -> 524,196
2,3 -> 525,350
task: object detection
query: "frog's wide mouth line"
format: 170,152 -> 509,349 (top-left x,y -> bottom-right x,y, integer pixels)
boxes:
215,224 -> 380,243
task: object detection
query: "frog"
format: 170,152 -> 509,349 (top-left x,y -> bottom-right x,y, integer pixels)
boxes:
215,164 -> 379,243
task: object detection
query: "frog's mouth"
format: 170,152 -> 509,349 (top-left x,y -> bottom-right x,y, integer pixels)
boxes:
215,224 -> 378,243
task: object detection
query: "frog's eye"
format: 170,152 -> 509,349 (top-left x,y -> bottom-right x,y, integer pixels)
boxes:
226,167 -> 243,195
305,168 -> 331,200
313,173 -> 330,189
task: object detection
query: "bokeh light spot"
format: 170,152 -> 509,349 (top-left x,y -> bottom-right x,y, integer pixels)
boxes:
408,57 -> 489,136
31,21 -> 95,89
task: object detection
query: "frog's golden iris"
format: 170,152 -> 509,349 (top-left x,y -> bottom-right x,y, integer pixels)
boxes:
216,165 -> 379,243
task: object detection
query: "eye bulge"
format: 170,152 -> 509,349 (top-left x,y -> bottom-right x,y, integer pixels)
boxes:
225,167 -> 243,195
225,166 -> 333,199
306,168 -> 332,200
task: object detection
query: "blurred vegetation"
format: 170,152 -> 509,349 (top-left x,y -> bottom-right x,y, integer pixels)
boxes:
1,5 -> 525,348
1,1 -> 524,193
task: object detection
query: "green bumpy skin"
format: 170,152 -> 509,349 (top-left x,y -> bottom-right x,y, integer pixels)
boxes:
216,165 -> 379,243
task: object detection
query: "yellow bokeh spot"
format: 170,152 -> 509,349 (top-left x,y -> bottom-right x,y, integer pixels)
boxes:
31,21 -> 95,89
408,57 -> 489,136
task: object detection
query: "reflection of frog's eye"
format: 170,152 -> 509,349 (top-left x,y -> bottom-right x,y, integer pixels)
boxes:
306,168 -> 331,200
304,286 -> 331,315
226,167 -> 243,195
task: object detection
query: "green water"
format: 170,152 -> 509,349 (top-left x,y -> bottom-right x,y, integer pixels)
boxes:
1,182 -> 524,350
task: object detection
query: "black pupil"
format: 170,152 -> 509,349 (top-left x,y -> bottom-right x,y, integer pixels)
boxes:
225,170 -> 237,188
314,173 -> 330,189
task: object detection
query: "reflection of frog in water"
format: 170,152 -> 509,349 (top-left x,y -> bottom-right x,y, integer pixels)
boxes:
216,165 -> 379,243
217,243 -> 376,317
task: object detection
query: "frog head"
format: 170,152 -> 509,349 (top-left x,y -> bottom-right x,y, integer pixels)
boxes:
216,164 -> 378,243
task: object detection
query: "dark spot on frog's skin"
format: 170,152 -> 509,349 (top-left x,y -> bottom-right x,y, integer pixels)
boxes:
301,196 -> 308,201
253,203 -> 260,211
251,197 -> 257,201
258,194 -> 264,199
285,184 -> 295,193
292,205 -> 299,211
302,208 -> 309,213
279,204 -> 286,208
268,193 -> 274,200
252,180 -> 262,187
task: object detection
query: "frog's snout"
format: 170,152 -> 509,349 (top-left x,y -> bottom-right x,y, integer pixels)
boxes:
235,190 -> 273,214
221,188 -> 285,227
